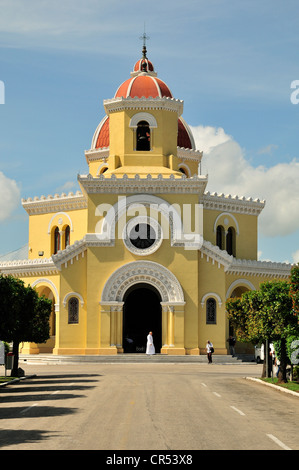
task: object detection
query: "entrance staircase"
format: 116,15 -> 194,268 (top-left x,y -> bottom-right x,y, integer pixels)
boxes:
20,353 -> 255,364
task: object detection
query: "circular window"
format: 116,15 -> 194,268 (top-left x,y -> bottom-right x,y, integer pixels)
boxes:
123,217 -> 163,256
129,223 -> 156,249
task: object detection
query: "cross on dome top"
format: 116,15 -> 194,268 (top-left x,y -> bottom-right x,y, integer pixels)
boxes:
139,31 -> 150,59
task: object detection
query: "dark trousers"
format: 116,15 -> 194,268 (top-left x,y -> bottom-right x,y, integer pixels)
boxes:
207,352 -> 212,363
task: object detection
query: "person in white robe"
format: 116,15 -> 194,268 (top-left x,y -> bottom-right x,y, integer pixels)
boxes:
146,331 -> 155,355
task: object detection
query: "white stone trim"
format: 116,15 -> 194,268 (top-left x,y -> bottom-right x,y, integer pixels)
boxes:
85,148 -> 109,163
226,258 -> 292,278
177,147 -> 203,162
0,258 -> 58,277
96,162 -> 109,176
123,216 -> 163,256
31,278 -> 59,304
47,212 -> 74,234
178,163 -> 191,177
213,212 -> 240,235
101,260 -> 184,303
203,191 -> 265,216
104,96 -> 184,116
78,173 -> 208,195
199,240 -> 292,278
126,76 -> 136,98
63,292 -> 84,308
226,279 -> 256,299
201,292 -> 222,307
129,112 -> 158,128
22,191 -> 87,215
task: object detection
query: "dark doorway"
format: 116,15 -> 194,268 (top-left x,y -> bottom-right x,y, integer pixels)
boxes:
123,283 -> 162,353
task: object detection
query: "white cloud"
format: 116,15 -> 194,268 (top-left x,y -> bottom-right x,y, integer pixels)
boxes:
191,125 -> 299,237
0,172 -> 20,221
258,144 -> 278,155
292,249 -> 299,264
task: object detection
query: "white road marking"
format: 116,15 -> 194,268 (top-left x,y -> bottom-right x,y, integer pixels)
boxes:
213,392 -> 221,397
230,405 -> 245,416
201,383 -> 207,387
20,404 -> 37,414
267,434 -> 292,450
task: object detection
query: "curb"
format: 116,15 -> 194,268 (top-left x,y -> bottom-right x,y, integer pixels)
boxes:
0,374 -> 36,388
245,376 -> 299,397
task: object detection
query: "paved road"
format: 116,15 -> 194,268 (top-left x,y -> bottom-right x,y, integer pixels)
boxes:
0,362 -> 298,451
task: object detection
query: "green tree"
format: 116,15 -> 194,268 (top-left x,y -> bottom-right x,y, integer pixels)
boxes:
0,275 -> 52,376
226,280 -> 298,383
290,264 -> 299,316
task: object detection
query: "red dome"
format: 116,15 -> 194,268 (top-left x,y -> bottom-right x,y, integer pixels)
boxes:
95,116 -> 193,150
177,118 -> 193,149
95,116 -> 109,148
134,57 -> 154,73
115,75 -> 173,99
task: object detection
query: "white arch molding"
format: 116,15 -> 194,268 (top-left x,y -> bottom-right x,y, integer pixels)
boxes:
63,292 -> 84,308
178,163 -> 191,178
226,279 -> 256,299
201,292 -> 222,307
213,212 -> 240,235
129,112 -> 158,128
47,212 -> 74,234
31,278 -> 59,311
101,260 -> 184,304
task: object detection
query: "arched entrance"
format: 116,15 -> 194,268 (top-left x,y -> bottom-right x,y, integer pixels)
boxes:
100,260 -> 185,355
226,279 -> 256,354
123,283 -> 162,353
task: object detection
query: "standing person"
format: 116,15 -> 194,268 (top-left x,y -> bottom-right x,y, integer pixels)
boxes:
227,335 -> 236,357
146,331 -> 155,355
206,340 -> 214,363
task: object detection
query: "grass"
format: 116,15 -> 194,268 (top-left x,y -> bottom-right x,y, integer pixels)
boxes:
0,376 -> 17,383
261,377 -> 299,393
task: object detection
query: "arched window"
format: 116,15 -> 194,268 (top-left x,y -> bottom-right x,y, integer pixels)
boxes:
226,227 -> 236,256
206,298 -> 217,324
54,227 -> 60,254
68,297 -> 79,324
65,225 -> 70,249
216,225 -> 225,250
136,120 -> 150,151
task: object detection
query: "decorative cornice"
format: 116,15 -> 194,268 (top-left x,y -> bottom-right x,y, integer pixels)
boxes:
78,173 -> 208,194
0,258 -> 58,277
203,191 -> 265,216
22,191 -> 87,215
0,236 -> 291,280
177,147 -> 203,162
103,96 -> 184,116
85,148 -> 109,164
200,240 -> 233,270
200,240 -> 292,278
226,257 -> 292,278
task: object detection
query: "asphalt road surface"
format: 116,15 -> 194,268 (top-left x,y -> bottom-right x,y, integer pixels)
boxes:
0,362 -> 298,451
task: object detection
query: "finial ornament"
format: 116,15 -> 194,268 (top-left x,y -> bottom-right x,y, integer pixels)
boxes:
140,27 -> 150,58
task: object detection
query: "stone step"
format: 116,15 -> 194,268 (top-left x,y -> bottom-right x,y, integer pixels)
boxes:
20,354 -> 255,364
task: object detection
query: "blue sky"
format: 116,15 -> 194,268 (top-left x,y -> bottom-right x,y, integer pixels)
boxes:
0,0 -> 299,263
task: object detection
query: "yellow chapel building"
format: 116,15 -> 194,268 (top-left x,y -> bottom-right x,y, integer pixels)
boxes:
0,46 -> 291,356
